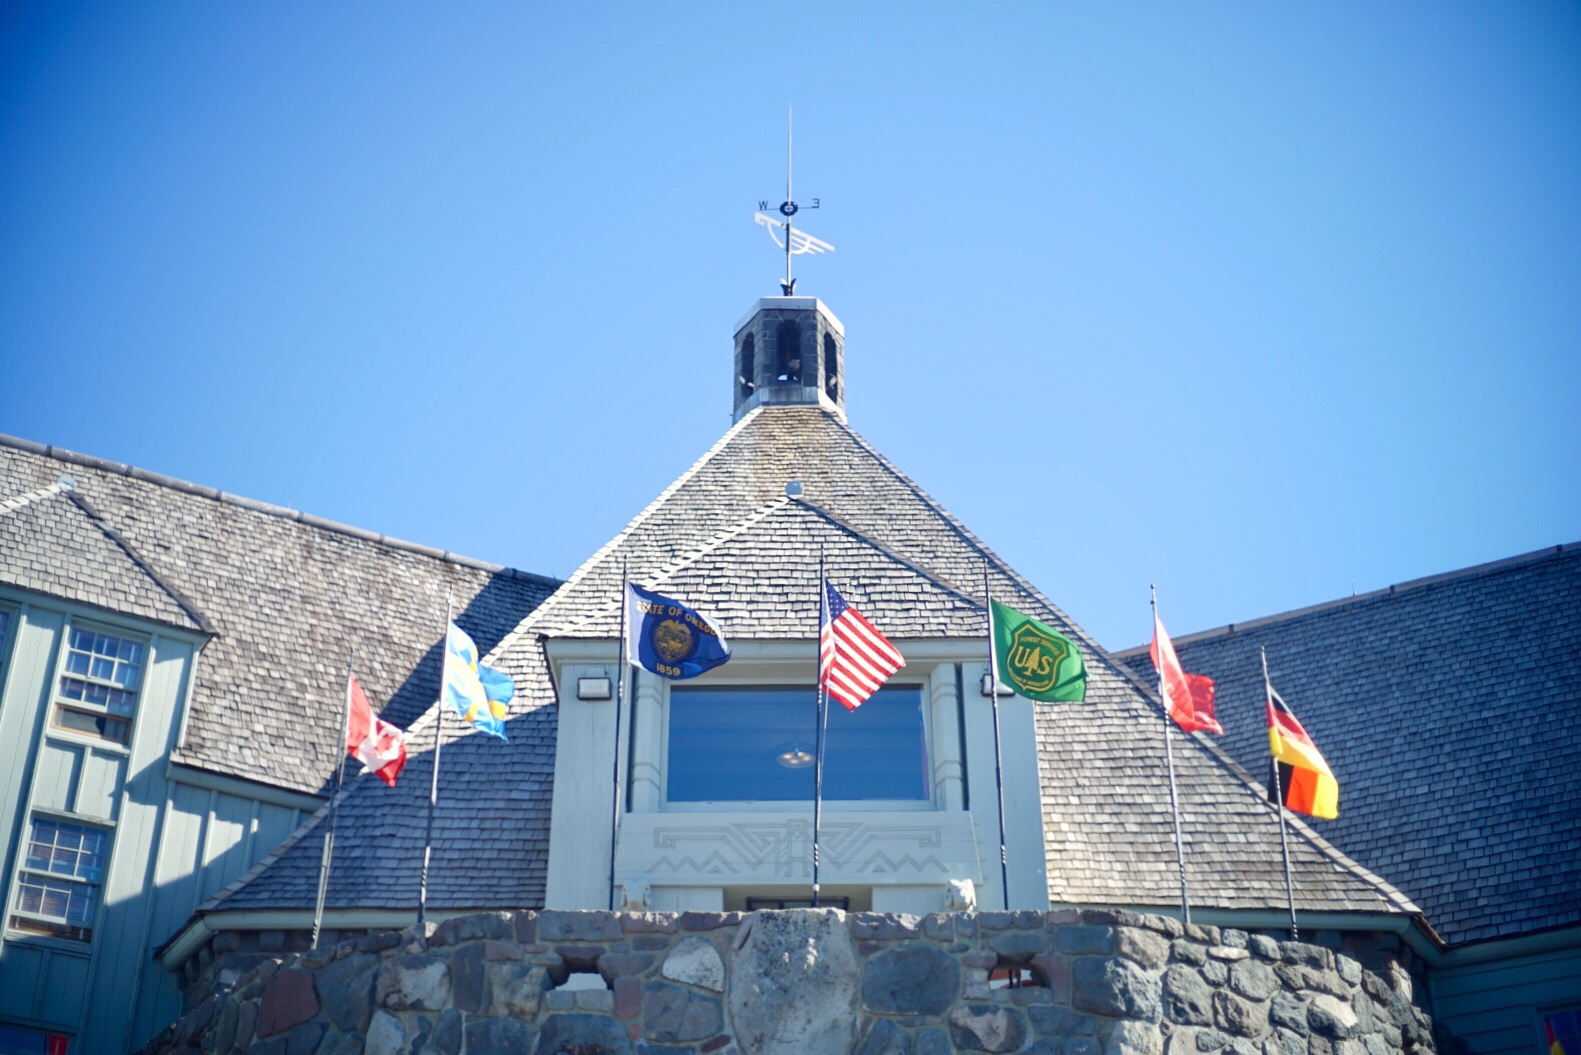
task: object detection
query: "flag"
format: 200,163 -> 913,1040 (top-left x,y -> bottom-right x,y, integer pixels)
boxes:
1547,1019 -> 1567,1055
625,583 -> 731,680
1151,614 -> 1223,734
442,622 -> 514,740
1267,685 -> 1339,819
991,600 -> 1087,702
820,580 -> 906,710
345,675 -> 407,786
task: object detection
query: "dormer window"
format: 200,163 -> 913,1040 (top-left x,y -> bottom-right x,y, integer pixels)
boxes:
738,333 -> 756,403
823,333 -> 838,401
52,626 -> 144,745
775,321 -> 802,383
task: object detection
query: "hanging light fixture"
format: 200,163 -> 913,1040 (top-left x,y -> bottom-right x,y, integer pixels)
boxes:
774,734 -> 814,769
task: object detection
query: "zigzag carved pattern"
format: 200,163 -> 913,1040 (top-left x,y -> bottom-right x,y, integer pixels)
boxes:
646,821 -> 947,879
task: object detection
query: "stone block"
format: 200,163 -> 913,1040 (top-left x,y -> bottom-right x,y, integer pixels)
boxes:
1221,931 -> 1249,950
1058,927 -> 1116,956
1308,996 -> 1359,1040
485,941 -> 523,961
644,983 -> 723,1043
431,1009 -> 465,1055
1230,962 -> 1280,1002
1082,910 -> 1145,928
1029,1005 -> 1096,1037
577,989 -> 616,1011
366,1010 -> 406,1055
1336,958 -> 1362,986
1031,954 -> 1074,1004
545,991 -> 575,1010
729,910 -> 858,1055
283,1021 -> 325,1055
1103,1021 -> 1163,1055
1185,927 -> 1221,946
1248,938 -> 1281,962
1281,944 -> 1332,970
1163,966 -> 1214,1026
377,955 -> 451,1011
357,931 -> 402,955
255,969 -> 319,1038
1074,957 -> 1162,1023
1275,965 -> 1348,998
864,943 -> 962,1015
1195,1030 -> 1231,1051
636,936 -> 673,952
858,1020 -> 913,1055
486,963 -> 551,1018
1267,1028 -> 1307,1055
1014,988 -> 1056,1006
990,930 -> 1049,961
623,913 -> 680,934
616,976 -> 643,1019
452,943 -> 487,1013
679,912 -> 731,931
1270,993 -> 1309,1036
1143,916 -> 1185,940
663,937 -> 726,992
1065,1040 -> 1100,1055
949,1005 -> 1029,1053
924,914 -> 956,942
540,910 -> 625,942
916,1028 -> 952,1055
1203,962 -> 1229,987
1213,991 -> 1269,1039
1209,948 -> 1250,963
556,945 -> 608,970
516,912 -> 538,944
852,913 -> 923,941
1171,942 -> 1208,967
1118,930 -> 1171,970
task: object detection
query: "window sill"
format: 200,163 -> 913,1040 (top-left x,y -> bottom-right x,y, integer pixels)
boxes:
43,731 -> 132,757
2,929 -> 94,955
657,799 -> 938,813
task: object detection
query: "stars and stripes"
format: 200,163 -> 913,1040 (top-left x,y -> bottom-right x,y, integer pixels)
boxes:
819,580 -> 906,710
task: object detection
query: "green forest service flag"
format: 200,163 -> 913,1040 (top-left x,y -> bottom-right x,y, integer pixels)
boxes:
991,600 -> 1087,702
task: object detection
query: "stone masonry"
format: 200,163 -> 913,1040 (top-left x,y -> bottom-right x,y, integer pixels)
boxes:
142,909 -> 1435,1055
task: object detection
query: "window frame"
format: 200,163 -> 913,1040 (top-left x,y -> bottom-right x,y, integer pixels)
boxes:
655,672 -> 939,813
47,619 -> 148,749
7,814 -> 112,945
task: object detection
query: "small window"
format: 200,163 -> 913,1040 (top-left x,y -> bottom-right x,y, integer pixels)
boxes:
738,333 -> 756,402
990,965 -> 1046,989
52,626 -> 143,745
1545,1009 -> 1580,1055
823,334 -> 838,400
775,321 -> 802,382
10,818 -> 108,943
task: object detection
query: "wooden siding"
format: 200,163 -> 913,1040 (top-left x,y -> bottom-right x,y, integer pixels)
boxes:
1431,943 -> 1581,1055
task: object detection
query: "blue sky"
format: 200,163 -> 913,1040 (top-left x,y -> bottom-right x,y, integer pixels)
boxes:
2,2 -> 1577,650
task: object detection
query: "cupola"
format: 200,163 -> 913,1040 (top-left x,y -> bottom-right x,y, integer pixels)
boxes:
732,297 -> 845,423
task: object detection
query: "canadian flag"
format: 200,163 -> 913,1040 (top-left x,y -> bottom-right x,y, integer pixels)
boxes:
345,675 -> 408,786
1151,614 -> 1223,736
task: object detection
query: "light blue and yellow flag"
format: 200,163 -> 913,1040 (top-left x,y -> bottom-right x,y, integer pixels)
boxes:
442,622 -> 514,740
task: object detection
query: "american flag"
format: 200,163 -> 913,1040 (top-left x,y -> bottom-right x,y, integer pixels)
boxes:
820,580 -> 906,710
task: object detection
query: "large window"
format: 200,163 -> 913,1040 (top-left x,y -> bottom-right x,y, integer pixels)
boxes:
52,626 -> 143,745
10,818 -> 107,943
666,686 -> 928,803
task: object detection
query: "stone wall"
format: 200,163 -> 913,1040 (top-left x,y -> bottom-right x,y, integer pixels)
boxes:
143,909 -> 1436,1055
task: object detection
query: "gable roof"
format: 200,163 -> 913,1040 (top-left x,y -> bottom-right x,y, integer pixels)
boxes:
1113,544 -> 1581,946
0,434 -> 560,796
200,404 -> 1415,925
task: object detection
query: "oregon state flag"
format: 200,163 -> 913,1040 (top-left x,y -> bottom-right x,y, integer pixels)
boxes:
1267,685 -> 1338,819
625,583 -> 731,680
991,600 -> 1086,702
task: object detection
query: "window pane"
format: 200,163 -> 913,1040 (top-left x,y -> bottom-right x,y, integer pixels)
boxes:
667,686 -> 929,802
70,628 -> 93,651
90,657 -> 113,680
65,653 -> 89,675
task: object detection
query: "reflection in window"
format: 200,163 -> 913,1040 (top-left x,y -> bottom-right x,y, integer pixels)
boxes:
667,686 -> 928,802
11,818 -> 107,942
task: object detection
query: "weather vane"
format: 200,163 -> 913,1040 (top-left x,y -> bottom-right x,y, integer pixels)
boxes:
754,107 -> 833,296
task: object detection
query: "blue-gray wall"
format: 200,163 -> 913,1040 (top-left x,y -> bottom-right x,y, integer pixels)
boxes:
0,591 -> 319,1055
1432,942 -> 1581,1055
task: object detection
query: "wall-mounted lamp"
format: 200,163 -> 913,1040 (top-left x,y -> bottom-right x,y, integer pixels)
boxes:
774,737 -> 814,769
979,674 -> 1015,698
577,677 -> 612,701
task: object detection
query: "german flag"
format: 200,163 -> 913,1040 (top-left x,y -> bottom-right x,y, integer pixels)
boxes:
1267,686 -> 1339,819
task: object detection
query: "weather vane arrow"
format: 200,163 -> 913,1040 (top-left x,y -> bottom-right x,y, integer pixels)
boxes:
754,106 -> 832,296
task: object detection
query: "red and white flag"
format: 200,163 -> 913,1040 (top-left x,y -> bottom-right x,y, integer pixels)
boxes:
1151,614 -> 1222,735
820,580 -> 906,710
345,675 -> 407,786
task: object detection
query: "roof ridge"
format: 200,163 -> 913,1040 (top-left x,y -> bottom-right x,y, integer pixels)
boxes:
1110,541 -> 1581,657
480,407 -> 766,662
0,431 -> 561,588
65,490 -> 213,634
793,497 -> 989,611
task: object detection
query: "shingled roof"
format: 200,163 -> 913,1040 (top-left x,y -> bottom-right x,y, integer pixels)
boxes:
197,405 -> 1416,924
0,435 -> 560,796
1113,544 -> 1581,947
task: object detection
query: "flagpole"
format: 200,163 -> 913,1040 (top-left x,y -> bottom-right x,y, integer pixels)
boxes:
418,594 -> 452,926
982,561 -> 1011,910
1153,586 -> 1192,928
608,558 -> 629,912
311,648 -> 355,950
1264,647 -> 1299,940
812,546 -> 826,908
